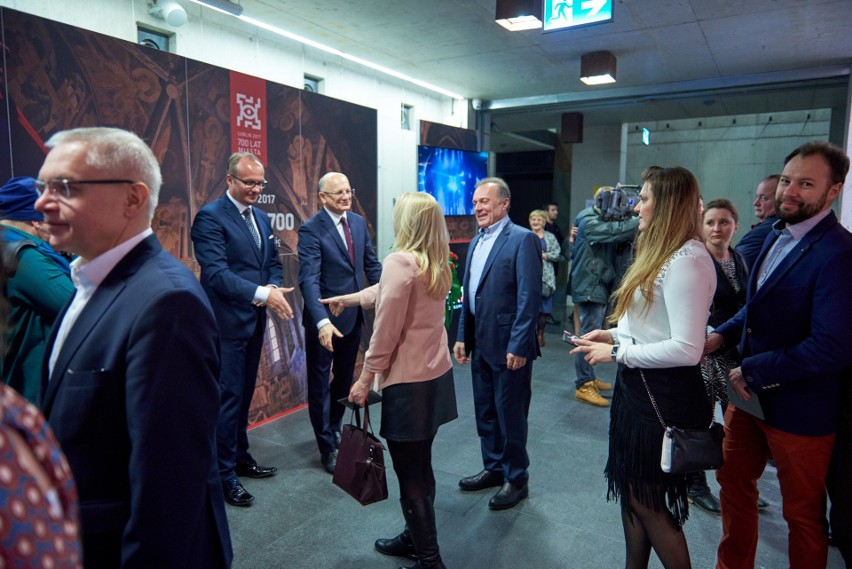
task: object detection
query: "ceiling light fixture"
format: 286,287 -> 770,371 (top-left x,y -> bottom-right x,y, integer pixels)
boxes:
188,1 -> 463,100
580,50 -> 617,85
187,0 -> 243,17
495,0 -> 543,31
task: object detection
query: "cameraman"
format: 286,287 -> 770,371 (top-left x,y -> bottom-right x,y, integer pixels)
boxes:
570,186 -> 639,407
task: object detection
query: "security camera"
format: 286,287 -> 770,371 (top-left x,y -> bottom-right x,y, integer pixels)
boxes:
148,1 -> 188,27
471,98 -> 482,111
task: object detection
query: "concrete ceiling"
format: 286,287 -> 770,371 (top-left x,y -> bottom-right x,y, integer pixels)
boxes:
242,0 -> 850,151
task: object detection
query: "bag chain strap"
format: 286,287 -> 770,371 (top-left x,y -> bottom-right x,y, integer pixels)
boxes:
634,338 -> 715,431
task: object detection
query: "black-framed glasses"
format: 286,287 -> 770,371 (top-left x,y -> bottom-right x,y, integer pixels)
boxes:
322,188 -> 356,198
34,178 -> 135,200
231,176 -> 268,190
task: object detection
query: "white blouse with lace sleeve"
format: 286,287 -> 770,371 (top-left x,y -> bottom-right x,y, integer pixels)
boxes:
610,239 -> 716,369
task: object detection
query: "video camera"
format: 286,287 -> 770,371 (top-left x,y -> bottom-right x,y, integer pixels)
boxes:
595,184 -> 640,221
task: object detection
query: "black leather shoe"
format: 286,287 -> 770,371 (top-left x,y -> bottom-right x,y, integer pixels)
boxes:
334,431 -> 342,447
488,481 -> 528,510
236,463 -> 277,478
458,469 -> 503,491
374,529 -> 416,559
321,450 -> 338,474
688,491 -> 721,515
223,479 -> 254,507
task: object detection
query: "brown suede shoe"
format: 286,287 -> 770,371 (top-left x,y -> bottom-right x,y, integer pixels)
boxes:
575,381 -> 609,407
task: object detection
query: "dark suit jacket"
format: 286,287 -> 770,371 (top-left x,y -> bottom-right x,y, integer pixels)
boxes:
457,220 -> 542,365
297,209 -> 381,335
717,212 -> 852,436
41,235 -> 232,569
735,215 -> 779,270
191,196 -> 284,340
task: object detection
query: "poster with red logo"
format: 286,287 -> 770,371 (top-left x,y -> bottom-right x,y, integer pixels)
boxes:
230,71 -> 267,164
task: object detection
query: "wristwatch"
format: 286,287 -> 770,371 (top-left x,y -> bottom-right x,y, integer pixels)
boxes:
610,345 -> 618,362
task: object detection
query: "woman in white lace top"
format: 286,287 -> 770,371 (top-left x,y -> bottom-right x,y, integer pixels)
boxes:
572,167 -> 716,569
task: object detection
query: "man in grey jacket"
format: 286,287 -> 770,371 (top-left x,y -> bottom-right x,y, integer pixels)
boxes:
570,192 -> 638,406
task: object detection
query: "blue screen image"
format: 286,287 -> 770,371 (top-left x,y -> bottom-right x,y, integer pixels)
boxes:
417,146 -> 488,216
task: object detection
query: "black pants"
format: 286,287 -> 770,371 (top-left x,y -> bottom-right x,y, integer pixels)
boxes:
388,437 -> 436,501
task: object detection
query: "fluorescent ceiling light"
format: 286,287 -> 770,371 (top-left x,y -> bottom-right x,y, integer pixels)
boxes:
188,0 -> 243,16
188,1 -> 464,100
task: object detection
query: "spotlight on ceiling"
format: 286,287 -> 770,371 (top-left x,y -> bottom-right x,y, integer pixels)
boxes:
148,0 -> 188,27
495,0 -> 542,31
580,51 -> 617,85
188,0 -> 244,17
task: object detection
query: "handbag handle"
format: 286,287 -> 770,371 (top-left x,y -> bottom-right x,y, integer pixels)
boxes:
349,403 -> 375,435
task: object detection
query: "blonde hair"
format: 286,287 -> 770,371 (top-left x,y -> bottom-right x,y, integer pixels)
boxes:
528,209 -> 547,223
392,192 -> 452,300
610,167 -> 701,321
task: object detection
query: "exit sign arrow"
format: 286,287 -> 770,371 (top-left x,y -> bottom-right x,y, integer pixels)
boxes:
581,0 -> 607,17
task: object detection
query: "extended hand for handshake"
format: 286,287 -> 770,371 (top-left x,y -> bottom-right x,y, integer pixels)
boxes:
254,284 -> 295,320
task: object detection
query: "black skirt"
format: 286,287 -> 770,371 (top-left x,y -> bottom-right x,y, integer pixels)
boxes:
380,368 -> 458,442
604,364 -> 713,529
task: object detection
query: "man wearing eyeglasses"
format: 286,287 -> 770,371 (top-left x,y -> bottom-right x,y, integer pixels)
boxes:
35,127 -> 232,568
298,172 -> 381,474
191,152 -> 294,507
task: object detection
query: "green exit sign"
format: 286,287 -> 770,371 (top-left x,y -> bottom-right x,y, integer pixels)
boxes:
543,0 -> 613,32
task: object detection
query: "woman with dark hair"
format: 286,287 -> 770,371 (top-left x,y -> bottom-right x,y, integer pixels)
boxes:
685,199 -> 749,514
572,167 -> 716,568
322,192 -> 457,569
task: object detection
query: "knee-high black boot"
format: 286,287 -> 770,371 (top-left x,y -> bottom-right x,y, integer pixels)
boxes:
376,483 -> 438,559
399,498 -> 447,569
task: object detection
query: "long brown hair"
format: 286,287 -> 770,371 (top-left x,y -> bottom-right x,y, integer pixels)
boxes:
610,167 -> 701,321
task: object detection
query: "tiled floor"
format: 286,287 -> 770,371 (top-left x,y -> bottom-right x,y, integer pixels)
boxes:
228,316 -> 845,568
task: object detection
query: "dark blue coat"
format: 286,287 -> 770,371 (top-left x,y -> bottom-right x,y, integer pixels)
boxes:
717,212 -> 852,436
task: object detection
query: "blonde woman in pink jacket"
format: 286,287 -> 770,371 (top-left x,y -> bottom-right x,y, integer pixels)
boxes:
322,192 -> 457,569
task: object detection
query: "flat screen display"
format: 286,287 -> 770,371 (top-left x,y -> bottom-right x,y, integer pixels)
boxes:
417,145 -> 488,216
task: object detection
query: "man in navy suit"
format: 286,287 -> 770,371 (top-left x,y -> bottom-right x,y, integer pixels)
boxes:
298,172 -> 381,473
734,174 -> 780,269
191,152 -> 293,507
36,127 -> 232,568
453,177 -> 541,511
707,141 -> 852,569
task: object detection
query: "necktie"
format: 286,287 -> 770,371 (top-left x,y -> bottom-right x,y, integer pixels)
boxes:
243,208 -> 261,249
340,217 -> 355,264
757,229 -> 793,288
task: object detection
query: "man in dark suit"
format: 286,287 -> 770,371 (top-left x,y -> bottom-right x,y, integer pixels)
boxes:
191,152 -> 293,507
35,127 -> 232,568
707,141 -> 852,569
453,177 -> 541,511
298,172 -> 381,473
734,174 -> 780,269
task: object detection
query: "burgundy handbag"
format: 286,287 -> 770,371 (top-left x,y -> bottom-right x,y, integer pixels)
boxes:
332,404 -> 388,506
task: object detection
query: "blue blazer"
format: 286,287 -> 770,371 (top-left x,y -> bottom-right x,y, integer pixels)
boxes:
457,220 -> 542,365
191,196 -> 284,340
40,236 -> 232,568
735,215 -> 779,270
717,212 -> 852,436
297,209 -> 381,335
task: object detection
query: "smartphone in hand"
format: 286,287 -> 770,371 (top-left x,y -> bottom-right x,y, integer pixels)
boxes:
562,331 -> 581,347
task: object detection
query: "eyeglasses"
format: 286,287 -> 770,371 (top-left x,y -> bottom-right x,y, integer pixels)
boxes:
321,188 -> 356,198
231,176 -> 268,190
34,178 -> 135,200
